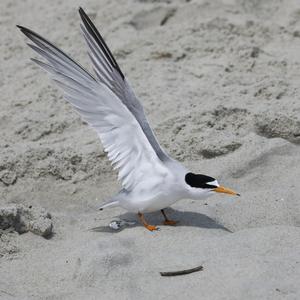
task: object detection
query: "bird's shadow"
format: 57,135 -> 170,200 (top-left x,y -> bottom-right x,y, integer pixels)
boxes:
90,208 -> 232,233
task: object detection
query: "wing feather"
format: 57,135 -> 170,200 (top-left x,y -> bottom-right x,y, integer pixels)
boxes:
78,7 -> 171,162
18,25 -> 169,191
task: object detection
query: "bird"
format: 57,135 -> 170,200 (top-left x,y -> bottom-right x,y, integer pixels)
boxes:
17,7 -> 239,231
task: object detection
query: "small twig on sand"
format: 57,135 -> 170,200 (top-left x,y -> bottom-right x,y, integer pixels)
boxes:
160,265 -> 203,277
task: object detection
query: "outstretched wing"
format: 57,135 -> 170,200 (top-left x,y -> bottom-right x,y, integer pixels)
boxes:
78,7 -> 171,162
17,25 -> 169,191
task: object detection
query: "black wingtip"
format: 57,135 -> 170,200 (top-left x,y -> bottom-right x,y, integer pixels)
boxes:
17,25 -> 34,40
16,25 -> 35,38
17,21 -> 96,82
78,7 -> 91,24
78,6 -> 125,80
16,25 -> 31,32
16,24 -> 26,32
78,7 -> 87,19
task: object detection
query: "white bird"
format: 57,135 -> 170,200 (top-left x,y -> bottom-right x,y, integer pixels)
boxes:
18,8 -> 239,231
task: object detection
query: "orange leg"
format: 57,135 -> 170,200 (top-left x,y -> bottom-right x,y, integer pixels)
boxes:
161,209 -> 178,226
138,213 -> 159,231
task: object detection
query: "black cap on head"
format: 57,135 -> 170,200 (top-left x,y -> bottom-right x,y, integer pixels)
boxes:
185,173 -> 217,189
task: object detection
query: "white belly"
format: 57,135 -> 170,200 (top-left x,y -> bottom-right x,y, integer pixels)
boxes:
119,189 -> 183,213
117,164 -> 187,213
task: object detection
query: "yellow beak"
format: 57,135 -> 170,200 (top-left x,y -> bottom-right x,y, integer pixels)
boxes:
213,185 -> 240,196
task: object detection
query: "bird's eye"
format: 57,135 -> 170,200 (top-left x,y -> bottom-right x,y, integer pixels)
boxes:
185,172 -> 217,188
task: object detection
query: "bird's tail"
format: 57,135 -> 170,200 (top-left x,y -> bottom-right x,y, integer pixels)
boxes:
98,189 -> 127,210
98,200 -> 119,211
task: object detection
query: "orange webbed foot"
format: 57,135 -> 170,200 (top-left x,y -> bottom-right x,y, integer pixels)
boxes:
163,220 -> 178,226
146,224 -> 160,231
161,209 -> 178,226
138,213 -> 160,232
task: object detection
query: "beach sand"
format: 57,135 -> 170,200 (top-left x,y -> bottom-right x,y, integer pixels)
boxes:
1,0 -> 300,299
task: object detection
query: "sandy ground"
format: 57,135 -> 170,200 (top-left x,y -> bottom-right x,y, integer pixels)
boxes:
1,0 -> 300,299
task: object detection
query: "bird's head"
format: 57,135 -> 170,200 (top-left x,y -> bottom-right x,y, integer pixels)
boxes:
184,172 -> 240,199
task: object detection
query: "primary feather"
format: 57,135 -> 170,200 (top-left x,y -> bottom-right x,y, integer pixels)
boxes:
78,7 -> 171,162
17,10 -> 170,191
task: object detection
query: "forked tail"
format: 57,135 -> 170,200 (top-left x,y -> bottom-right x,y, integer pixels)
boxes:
98,190 -> 126,210
98,200 -> 119,211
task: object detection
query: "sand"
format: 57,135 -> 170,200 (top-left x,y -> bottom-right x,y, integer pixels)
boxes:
1,0 -> 300,299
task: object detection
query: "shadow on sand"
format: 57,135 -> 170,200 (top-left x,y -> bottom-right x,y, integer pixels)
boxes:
90,207 -> 232,233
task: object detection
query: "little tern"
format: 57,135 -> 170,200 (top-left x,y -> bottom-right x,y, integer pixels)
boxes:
18,8 -> 239,231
